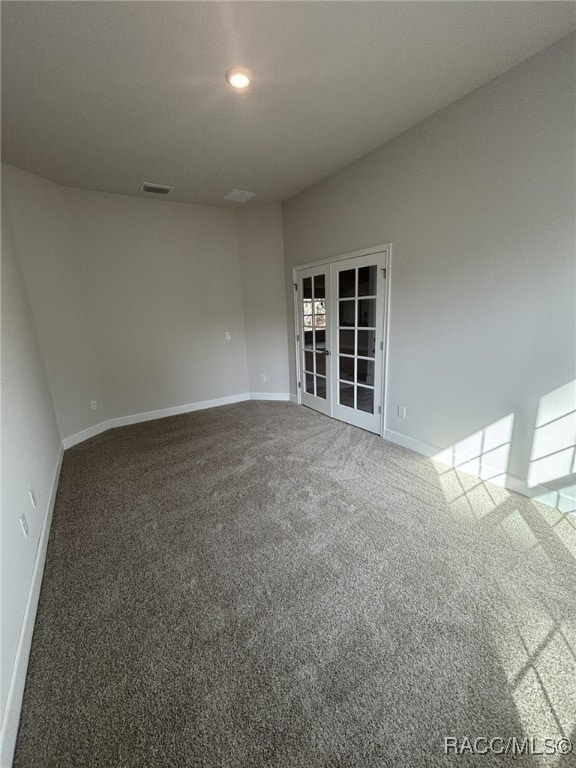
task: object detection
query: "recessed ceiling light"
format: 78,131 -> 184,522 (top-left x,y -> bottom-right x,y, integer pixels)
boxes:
225,66 -> 251,90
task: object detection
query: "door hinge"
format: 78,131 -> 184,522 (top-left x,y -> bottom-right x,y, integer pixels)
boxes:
298,381 -> 301,388
382,268 -> 387,279
294,284 -> 298,290
296,334 -> 300,342
378,405 -> 382,414
380,341 -> 384,350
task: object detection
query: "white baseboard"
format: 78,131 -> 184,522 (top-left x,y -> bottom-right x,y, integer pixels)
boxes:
0,447 -> 64,768
250,392 -> 291,401
505,474 -> 575,513
288,394 -> 298,404
384,428 -> 438,458
105,393 -> 252,430
383,428 -> 575,513
62,393 -> 251,448
61,420 -> 109,449
62,393 -> 297,449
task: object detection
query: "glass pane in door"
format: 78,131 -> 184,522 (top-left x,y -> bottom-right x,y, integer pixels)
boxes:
357,386 -> 374,413
358,299 -> 376,327
339,383 -> 354,408
339,301 -> 355,327
339,269 -> 355,298
314,329 -> 326,350
357,359 -> 375,386
358,266 -> 376,296
339,329 -> 355,355
339,356 -> 354,382
357,330 -> 376,357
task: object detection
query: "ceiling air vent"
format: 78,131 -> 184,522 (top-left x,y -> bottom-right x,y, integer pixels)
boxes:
223,188 -> 257,203
141,182 -> 174,196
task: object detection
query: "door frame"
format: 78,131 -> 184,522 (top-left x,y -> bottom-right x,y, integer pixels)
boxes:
292,243 -> 392,436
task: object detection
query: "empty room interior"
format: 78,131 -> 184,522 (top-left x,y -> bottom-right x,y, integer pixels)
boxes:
1,2 -> 576,766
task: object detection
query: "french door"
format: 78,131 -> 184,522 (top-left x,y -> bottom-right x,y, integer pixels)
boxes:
295,247 -> 389,434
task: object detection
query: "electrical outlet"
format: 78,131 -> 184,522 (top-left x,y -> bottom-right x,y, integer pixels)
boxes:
225,331 -> 231,341
90,400 -> 98,411
29,489 -> 37,509
260,374 -> 267,383
398,405 -> 407,419
20,513 -> 29,538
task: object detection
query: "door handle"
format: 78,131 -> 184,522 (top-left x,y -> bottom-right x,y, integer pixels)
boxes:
323,349 -> 331,356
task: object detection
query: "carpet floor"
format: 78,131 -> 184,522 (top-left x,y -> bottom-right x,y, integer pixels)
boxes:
14,402 -> 576,767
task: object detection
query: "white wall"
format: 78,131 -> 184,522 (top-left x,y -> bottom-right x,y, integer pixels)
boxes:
2,166 -> 290,444
65,187 -> 251,421
283,34 -> 576,504
236,205 -> 290,395
2,165 -> 106,440
1,196 -> 62,765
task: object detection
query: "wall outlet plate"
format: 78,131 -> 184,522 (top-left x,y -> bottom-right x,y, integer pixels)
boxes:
398,405 -> 407,419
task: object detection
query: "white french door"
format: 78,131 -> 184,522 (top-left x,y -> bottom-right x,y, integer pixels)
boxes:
295,246 -> 389,434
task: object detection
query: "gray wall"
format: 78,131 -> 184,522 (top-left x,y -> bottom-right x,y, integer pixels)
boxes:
65,186 -> 251,421
2,166 -> 106,440
3,165 -> 290,441
283,34 -> 575,498
236,205 -> 290,394
1,197 -> 61,761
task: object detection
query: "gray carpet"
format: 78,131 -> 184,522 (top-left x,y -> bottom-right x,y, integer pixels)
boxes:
14,402 -> 576,767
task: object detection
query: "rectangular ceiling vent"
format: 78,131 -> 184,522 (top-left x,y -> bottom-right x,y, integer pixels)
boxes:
141,182 -> 174,196
223,188 -> 257,203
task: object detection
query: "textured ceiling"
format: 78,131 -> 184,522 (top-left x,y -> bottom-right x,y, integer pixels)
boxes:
2,1 -> 574,206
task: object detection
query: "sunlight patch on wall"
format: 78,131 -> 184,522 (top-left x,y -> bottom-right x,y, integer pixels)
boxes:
433,414 -> 514,487
432,415 -> 514,521
528,381 -> 576,490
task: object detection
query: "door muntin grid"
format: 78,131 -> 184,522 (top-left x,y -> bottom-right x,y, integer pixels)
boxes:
302,274 -> 327,400
337,265 -> 377,414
